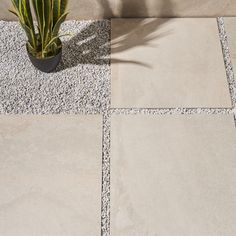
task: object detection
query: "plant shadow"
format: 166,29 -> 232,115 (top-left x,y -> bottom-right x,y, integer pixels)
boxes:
56,0 -> 174,71
56,21 -> 110,72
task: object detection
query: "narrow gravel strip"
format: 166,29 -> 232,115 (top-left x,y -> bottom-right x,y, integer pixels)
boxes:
217,17 -> 236,122
110,107 -> 233,115
101,111 -> 111,236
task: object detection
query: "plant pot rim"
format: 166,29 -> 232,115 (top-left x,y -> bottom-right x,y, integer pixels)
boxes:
26,39 -> 62,60
26,41 -> 62,73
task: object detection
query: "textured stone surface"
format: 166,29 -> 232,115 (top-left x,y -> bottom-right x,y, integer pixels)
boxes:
0,115 -> 102,236
110,114 -> 236,236
111,18 -> 231,108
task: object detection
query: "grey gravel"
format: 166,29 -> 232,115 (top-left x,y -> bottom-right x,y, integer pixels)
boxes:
101,110 -> 111,236
111,107 -> 233,115
0,18 -> 236,236
217,17 -> 236,120
0,20 -> 110,114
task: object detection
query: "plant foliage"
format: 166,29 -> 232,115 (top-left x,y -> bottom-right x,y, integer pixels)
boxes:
9,0 -> 69,58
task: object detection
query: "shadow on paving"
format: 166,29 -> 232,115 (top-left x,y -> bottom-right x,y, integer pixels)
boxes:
56,0 -> 174,71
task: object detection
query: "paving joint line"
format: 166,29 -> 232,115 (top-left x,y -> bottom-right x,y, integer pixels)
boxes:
101,19 -> 111,236
101,110 -> 111,236
217,17 -> 236,122
110,107 -> 234,115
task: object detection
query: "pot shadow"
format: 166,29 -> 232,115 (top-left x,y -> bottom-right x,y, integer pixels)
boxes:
56,0 -> 174,72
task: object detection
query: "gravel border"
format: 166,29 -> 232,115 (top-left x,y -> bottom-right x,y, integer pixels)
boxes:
217,17 -> 236,124
101,110 -> 111,236
217,17 -> 236,109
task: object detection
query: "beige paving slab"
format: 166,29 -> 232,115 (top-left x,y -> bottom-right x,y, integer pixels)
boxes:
111,18 -> 231,108
2,0 -> 236,20
224,17 -> 236,72
115,0 -> 236,18
111,114 -> 236,236
0,116 -> 102,236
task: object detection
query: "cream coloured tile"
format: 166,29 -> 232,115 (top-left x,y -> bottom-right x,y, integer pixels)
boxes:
68,0 -> 116,19
111,114 -> 236,236
0,116 -> 102,236
224,17 -> 236,73
3,0 -> 236,20
115,0 -> 236,18
111,18 -> 231,108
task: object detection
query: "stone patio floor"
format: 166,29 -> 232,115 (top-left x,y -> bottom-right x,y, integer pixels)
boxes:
0,17 -> 236,236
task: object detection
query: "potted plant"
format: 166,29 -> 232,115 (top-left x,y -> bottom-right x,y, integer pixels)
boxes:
9,0 -> 69,73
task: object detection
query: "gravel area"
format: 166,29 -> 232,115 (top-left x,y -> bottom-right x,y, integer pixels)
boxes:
0,20 -> 110,114
0,18 -> 236,236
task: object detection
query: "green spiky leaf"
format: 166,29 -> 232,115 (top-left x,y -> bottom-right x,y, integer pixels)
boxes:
52,11 -> 68,37
9,0 -> 69,59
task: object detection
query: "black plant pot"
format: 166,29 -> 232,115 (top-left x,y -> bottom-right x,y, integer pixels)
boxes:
26,44 -> 62,73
